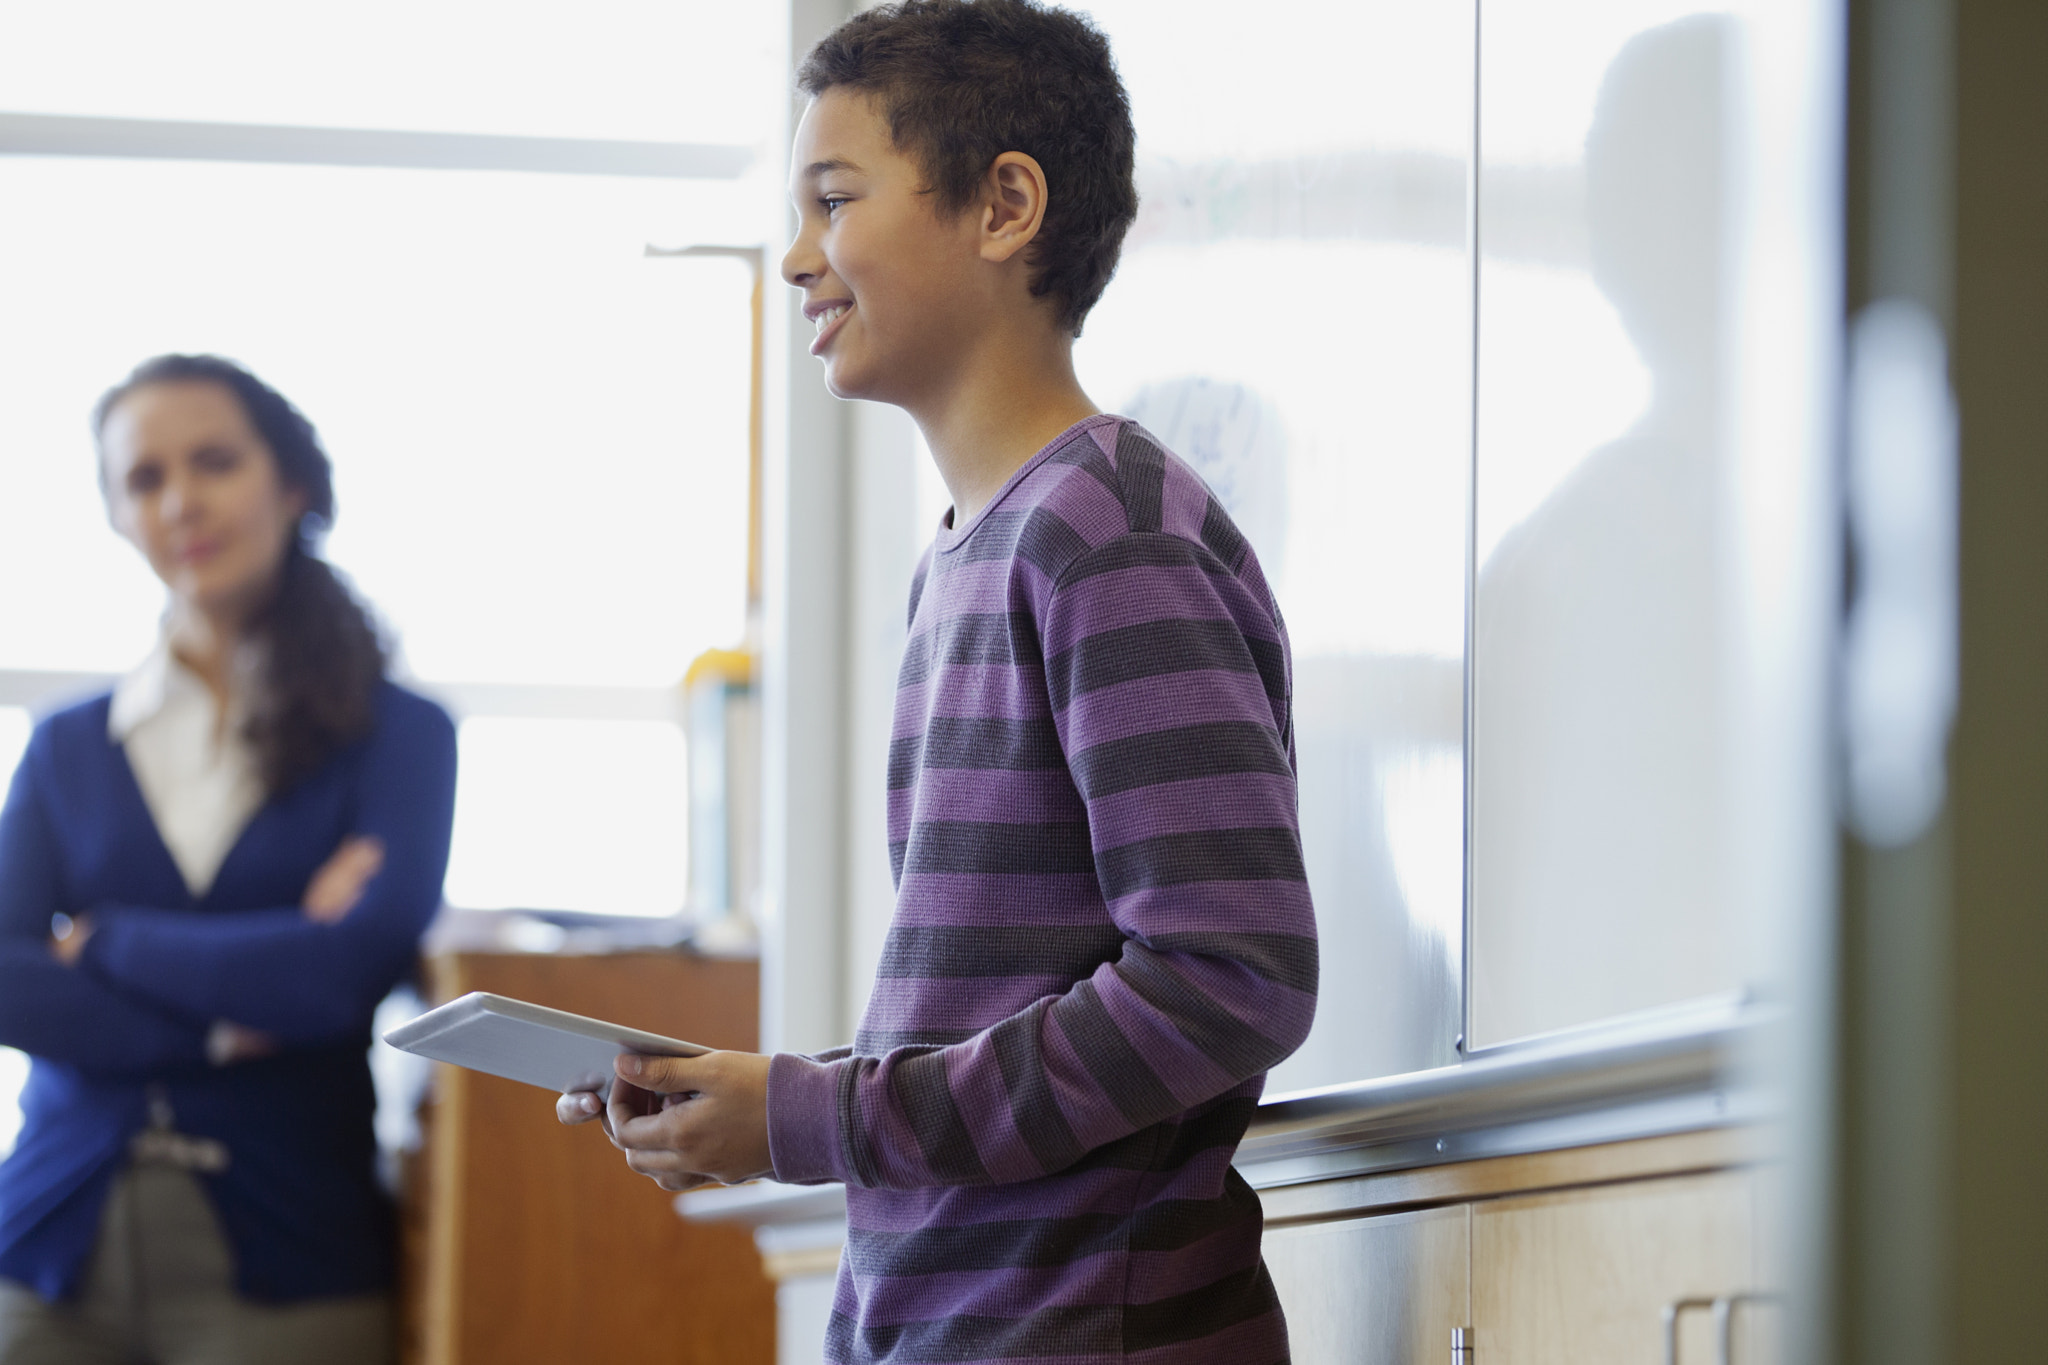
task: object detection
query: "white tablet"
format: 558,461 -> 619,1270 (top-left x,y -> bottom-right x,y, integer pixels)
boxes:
381,991 -> 709,1099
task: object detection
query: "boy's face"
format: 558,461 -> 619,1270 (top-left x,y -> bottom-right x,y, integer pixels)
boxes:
781,89 -> 988,405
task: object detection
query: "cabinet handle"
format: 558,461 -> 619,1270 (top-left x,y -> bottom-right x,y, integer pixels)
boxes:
1713,1292 -> 1782,1365
1664,1293 -> 1784,1365
1451,1326 -> 1474,1365
1664,1297 -> 1718,1365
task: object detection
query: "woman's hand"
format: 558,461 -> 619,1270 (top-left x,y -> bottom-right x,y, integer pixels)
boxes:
206,1020 -> 280,1065
302,836 -> 384,922
49,913 -> 93,966
556,1051 -> 774,1192
55,830 -> 383,950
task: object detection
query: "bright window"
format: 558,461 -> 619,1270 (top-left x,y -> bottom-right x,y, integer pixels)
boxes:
0,1 -> 778,144
0,709 -> 27,788
445,718 -> 690,917
0,711 -> 26,1152
0,156 -> 753,917
2,0 -> 773,1171
0,1047 -> 25,1159
0,4 -> 772,930
0,157 -> 755,683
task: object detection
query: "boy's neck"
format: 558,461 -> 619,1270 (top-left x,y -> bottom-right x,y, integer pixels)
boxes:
909,327 -> 1099,529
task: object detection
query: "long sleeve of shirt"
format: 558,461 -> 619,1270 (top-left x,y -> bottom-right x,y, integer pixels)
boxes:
767,420 -> 1317,1192
78,697 -> 457,1046
0,733 -> 207,1075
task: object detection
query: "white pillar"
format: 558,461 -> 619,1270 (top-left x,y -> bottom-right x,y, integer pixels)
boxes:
758,0 -> 861,1057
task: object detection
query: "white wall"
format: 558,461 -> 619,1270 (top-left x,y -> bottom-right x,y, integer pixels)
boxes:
840,401 -> 924,1041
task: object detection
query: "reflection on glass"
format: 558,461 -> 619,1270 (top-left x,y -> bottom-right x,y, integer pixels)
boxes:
1471,2 -> 1744,1045
1074,0 -> 1473,1090
445,718 -> 688,916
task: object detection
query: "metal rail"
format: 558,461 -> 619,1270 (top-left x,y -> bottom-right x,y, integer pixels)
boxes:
1240,997 -> 1772,1186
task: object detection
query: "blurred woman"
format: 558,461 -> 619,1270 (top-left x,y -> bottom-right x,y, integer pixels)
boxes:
0,355 -> 457,1364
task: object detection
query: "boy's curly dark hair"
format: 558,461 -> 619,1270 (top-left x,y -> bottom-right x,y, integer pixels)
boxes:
798,0 -> 1138,337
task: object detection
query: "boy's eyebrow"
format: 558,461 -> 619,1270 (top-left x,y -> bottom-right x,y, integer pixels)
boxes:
799,157 -> 865,180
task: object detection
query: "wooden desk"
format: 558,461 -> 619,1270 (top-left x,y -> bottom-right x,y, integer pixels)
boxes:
404,951 -> 774,1365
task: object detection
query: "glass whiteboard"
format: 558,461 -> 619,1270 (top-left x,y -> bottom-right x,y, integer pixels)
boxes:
1468,0 -> 1826,1047
1075,0 -> 1476,1090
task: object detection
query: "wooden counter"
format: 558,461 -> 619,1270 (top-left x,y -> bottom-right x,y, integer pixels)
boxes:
403,950 -> 774,1365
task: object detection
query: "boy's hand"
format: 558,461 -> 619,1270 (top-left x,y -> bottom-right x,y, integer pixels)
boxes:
556,1051 -> 775,1192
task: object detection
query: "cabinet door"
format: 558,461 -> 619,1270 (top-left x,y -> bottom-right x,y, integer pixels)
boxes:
1265,1205 -> 1469,1365
1472,1171 -> 1755,1365
415,952 -> 773,1365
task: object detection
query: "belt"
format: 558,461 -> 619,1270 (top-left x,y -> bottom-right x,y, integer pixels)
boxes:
129,1084 -> 230,1173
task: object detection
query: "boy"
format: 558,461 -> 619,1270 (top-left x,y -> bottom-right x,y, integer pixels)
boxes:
559,2 -> 1317,1359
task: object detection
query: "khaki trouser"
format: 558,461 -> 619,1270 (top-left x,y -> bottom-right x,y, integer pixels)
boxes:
0,1163 -> 393,1365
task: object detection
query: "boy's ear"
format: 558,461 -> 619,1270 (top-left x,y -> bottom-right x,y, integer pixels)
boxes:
979,151 -> 1049,265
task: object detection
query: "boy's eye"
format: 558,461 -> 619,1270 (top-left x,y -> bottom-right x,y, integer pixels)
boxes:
820,196 -> 850,217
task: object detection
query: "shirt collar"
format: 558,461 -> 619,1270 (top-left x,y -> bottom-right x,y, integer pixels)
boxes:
107,635 -> 211,742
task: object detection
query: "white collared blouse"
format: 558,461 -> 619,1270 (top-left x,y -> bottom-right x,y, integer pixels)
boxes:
106,639 -> 264,899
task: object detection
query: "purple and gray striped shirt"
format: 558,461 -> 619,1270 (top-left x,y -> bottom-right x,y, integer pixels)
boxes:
767,414 -> 1317,1364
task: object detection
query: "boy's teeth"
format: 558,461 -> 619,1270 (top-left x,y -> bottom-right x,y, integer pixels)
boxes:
815,304 -> 848,335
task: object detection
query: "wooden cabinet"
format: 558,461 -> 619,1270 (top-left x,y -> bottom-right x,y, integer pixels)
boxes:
404,950 -> 775,1365
1262,1130 -> 1777,1365
1265,1206 -> 1470,1365
1472,1171 -> 1756,1365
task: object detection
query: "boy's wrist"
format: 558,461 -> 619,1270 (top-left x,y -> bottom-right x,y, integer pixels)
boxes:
765,1051 -> 848,1185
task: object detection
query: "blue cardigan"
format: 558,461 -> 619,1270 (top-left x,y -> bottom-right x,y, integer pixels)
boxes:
0,681 -> 456,1303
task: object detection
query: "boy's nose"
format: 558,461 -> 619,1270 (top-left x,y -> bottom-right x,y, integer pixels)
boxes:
780,234 -> 821,289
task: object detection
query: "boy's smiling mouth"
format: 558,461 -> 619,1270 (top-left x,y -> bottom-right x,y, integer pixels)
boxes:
806,299 -> 854,355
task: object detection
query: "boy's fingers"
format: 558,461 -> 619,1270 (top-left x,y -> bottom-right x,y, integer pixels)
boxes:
615,1052 -> 708,1095
622,1145 -> 715,1192
556,1091 -> 603,1125
612,1103 -> 698,1153
621,1138 -> 696,1171
619,1139 -> 716,1189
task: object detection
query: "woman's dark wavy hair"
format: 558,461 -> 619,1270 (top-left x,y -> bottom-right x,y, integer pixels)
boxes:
798,0 -> 1138,337
94,354 -> 387,797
